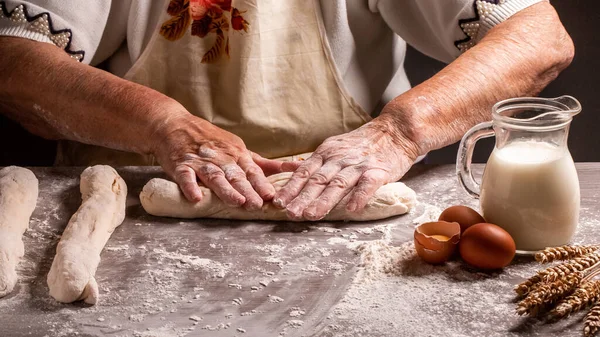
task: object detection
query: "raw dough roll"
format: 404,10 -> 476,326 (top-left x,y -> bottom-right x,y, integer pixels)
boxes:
0,167 -> 38,297
47,165 -> 127,304
140,172 -> 416,221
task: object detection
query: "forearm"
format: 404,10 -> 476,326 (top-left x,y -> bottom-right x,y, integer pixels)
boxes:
0,37 -> 187,154
379,2 -> 574,156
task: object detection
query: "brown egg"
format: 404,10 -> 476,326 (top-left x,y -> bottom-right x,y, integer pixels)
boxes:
439,205 -> 485,233
414,221 -> 461,264
459,223 -> 516,270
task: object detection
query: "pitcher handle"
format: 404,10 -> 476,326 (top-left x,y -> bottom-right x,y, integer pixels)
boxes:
456,122 -> 495,198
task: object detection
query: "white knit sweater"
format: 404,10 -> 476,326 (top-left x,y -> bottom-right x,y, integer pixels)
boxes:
0,0 -> 542,115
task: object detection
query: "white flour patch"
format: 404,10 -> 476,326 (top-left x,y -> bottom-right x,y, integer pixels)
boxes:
241,310 -> 259,316
289,308 -> 306,317
152,248 -> 230,278
129,314 -> 146,322
132,323 -> 192,337
287,319 -> 304,328
105,244 -> 130,251
301,264 -> 324,273
290,243 -> 313,254
354,227 -> 374,235
412,203 -> 442,224
198,147 -> 218,159
268,295 -> 285,303
255,244 -> 286,254
327,237 -> 350,246
327,262 -> 346,276
189,315 -> 203,322
318,248 -> 332,257
318,227 -> 342,233
202,322 -> 231,331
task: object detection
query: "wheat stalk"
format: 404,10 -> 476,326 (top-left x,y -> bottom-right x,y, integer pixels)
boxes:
585,302 -> 600,337
517,272 -> 582,316
550,280 -> 600,320
536,245 -> 600,264
515,252 -> 600,297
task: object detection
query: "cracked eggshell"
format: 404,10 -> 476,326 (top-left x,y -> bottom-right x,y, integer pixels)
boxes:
414,221 -> 461,264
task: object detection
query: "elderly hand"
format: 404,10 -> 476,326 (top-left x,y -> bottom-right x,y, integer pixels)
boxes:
152,113 -> 297,210
272,116 -> 420,220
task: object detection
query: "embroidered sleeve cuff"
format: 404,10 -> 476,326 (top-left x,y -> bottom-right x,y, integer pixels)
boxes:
456,0 -> 545,52
0,2 -> 84,62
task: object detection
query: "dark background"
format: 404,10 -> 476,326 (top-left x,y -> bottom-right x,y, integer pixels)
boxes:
1,1 -> 598,166
405,0 -> 600,164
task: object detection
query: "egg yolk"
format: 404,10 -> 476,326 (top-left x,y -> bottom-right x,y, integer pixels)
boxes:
430,234 -> 450,241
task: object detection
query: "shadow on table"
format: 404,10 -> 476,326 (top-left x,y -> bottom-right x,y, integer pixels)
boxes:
508,311 -> 585,335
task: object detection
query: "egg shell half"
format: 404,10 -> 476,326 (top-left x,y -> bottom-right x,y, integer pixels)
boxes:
459,223 -> 516,270
414,221 -> 461,264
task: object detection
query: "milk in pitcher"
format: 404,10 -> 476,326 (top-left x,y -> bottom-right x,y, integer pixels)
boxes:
479,140 -> 580,251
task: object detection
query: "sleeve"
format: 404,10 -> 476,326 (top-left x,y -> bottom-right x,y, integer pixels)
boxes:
0,0 -> 116,64
368,0 -> 546,64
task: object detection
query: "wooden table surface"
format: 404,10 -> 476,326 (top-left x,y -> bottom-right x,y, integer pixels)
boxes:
0,164 -> 599,337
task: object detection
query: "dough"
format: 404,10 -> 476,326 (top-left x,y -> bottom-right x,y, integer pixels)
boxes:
47,165 -> 127,304
0,167 -> 38,297
140,172 -> 416,221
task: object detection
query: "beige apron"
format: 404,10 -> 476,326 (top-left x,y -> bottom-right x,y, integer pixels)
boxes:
55,0 -> 370,166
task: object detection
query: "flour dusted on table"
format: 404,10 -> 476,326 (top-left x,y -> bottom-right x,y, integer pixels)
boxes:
152,248 -> 230,279
413,203 -> 442,224
318,239 -> 543,336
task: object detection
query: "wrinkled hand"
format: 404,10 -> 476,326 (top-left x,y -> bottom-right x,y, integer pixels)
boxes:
272,118 -> 419,220
152,114 -> 297,210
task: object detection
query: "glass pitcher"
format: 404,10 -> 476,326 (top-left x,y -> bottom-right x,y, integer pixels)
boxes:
457,96 -> 582,253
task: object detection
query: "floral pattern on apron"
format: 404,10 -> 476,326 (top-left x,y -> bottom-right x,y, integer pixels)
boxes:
160,0 -> 249,63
